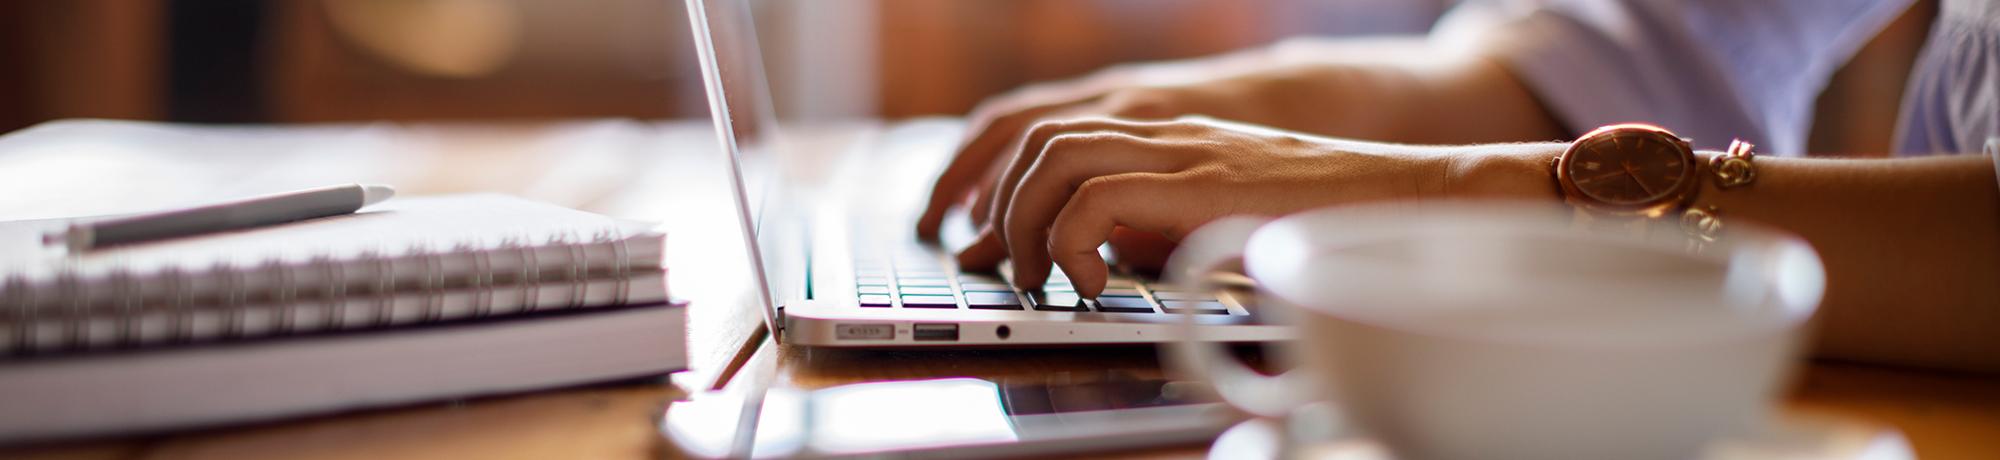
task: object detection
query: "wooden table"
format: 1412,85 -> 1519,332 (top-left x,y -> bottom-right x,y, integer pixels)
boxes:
2,120 -> 1996,459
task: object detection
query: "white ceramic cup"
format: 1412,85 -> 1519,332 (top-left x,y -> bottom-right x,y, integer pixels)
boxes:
1166,203 -> 1825,460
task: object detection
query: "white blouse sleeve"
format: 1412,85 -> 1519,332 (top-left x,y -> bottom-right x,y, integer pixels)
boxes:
1433,0 -> 1912,156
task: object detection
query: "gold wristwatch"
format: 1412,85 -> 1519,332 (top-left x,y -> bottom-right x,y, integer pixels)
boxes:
1552,123 -> 1757,250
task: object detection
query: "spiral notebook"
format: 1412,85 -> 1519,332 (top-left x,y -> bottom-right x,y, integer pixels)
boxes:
0,194 -> 684,442
0,193 -> 669,354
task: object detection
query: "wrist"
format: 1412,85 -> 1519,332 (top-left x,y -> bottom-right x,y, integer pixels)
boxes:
1441,143 -> 1567,201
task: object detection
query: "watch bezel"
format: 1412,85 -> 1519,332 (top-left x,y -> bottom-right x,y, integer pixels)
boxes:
1555,123 -> 1700,218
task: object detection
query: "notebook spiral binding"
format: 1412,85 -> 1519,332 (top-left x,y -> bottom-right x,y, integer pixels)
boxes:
0,231 -> 639,357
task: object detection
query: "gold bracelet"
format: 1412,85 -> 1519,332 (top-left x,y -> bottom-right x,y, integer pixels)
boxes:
1680,205 -> 1722,252
1682,139 -> 1757,251
1710,139 -> 1757,188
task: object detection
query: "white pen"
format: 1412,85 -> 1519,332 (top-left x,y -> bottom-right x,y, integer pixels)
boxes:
44,184 -> 397,252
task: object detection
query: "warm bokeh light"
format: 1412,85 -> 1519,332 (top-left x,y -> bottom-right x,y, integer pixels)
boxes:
0,0 -> 1453,131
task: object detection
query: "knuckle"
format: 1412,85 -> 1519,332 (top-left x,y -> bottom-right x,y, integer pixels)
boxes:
1043,132 -> 1094,149
1040,135 -> 1102,166
1041,132 -> 1128,160
1167,119 -> 1207,133
1032,119 -> 1096,148
1029,137 -> 1083,173
1041,132 -> 1105,156
1072,175 -> 1132,206
1038,139 -> 1082,166
1025,119 -> 1076,142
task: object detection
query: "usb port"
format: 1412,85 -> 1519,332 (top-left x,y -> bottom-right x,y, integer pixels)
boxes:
911,323 -> 959,342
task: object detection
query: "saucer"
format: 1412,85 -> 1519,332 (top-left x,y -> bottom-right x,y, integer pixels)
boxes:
1207,412 -> 1913,460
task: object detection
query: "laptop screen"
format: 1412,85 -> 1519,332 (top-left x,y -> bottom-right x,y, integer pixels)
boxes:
685,0 -> 799,340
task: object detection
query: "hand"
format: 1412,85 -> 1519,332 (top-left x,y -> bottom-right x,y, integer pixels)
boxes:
954,116 -> 1560,297
914,39 -> 1569,242
913,70 -> 1249,241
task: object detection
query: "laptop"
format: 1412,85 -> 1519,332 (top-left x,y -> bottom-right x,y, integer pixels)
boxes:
686,0 -> 1291,347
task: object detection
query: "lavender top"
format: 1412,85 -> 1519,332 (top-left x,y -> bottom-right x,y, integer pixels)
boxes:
1438,0 -> 1996,160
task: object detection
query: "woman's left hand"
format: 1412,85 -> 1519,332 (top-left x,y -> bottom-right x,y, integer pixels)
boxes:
955,116 -> 1560,297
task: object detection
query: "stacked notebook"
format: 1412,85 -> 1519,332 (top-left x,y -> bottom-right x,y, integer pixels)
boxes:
0,194 -> 684,442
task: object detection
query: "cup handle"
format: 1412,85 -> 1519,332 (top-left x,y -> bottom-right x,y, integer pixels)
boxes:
1164,216 -> 1311,419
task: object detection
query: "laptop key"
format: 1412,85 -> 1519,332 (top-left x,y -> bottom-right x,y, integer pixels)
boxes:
900,295 -> 959,308
855,277 -> 890,286
900,286 -> 953,296
1161,300 -> 1230,313
1148,289 -> 1218,301
964,292 -> 1025,310
857,285 -> 891,295
897,277 -> 950,287
1028,291 -> 1089,312
1095,296 -> 1157,313
1103,279 -> 1138,289
1100,288 -> 1143,297
859,295 -> 894,307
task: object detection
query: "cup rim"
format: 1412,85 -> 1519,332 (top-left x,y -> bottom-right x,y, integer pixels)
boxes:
1240,201 -> 1826,349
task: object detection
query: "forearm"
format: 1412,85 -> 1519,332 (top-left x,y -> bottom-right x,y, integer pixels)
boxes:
1106,39 -> 1569,145
1455,148 -> 2000,371
1251,38 -> 1571,144
1703,155 -> 2000,372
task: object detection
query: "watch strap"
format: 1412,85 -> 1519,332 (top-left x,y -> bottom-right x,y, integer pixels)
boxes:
1554,129 -> 1759,252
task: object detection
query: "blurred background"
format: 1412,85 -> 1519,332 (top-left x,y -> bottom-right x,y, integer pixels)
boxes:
0,0 -> 1441,127
0,0 -> 1932,154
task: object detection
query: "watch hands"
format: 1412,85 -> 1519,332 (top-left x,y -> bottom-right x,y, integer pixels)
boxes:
1574,169 -> 1628,185
1621,161 -> 1660,195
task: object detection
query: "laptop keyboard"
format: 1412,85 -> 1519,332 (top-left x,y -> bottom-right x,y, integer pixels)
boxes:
849,238 -> 1236,315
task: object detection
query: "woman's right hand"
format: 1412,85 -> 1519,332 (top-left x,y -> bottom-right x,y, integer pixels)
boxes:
911,63 -> 1253,240
912,39 -> 1570,265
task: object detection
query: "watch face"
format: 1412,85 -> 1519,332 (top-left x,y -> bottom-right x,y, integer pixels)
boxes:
1564,130 -> 1693,206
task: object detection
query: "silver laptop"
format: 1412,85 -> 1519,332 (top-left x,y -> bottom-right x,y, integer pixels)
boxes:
686,0 -> 1290,347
